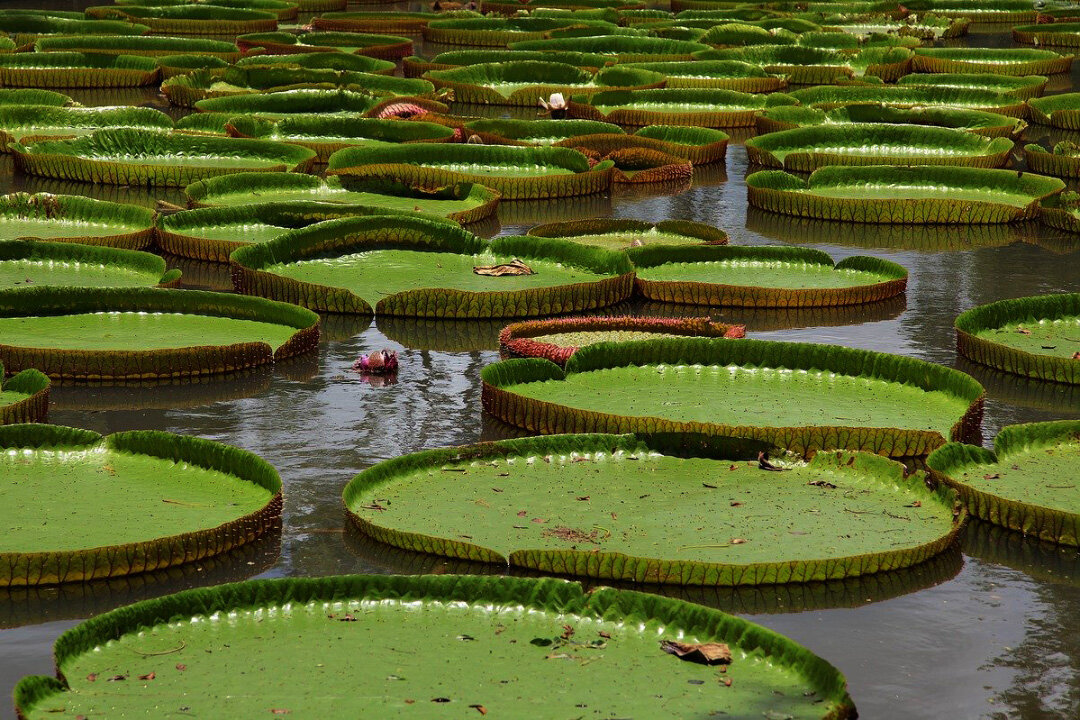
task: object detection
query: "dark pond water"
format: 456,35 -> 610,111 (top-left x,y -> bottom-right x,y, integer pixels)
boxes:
1,4 -> 1079,719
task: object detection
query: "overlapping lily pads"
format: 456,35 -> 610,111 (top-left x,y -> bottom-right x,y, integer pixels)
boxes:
404,49 -> 616,76
481,337 -> 985,456
0,192 -> 155,249
0,52 -> 159,88
528,218 -> 728,250
928,421 -> 1080,545
0,287 -> 319,380
0,423 -> 281,586
34,35 -> 242,60
422,15 -> 617,45
0,362 -> 48,425
225,115 -> 455,161
184,173 -> 500,225
312,10 -> 481,34
326,144 -> 613,200
0,240 -> 178,290
0,14 -> 149,47
628,244 -> 907,307
233,50 -> 396,75
13,129 -> 317,187
621,59 -> 787,91
13,574 -> 857,718
899,0 -> 1037,23
236,30 -> 412,60
746,166 -> 1064,224
424,61 -> 664,105
508,35 -> 710,62
955,292 -> 1080,384
230,215 -> 634,317
896,72 -> 1047,100
745,123 -> 1015,171
500,316 -> 743,365
571,88 -> 796,128
1038,190 -> 1080,235
1024,142 -> 1080,178
912,47 -> 1073,76
1027,92 -> 1080,129
699,46 -> 913,83
0,106 -> 172,151
155,53 -> 229,79
463,118 -> 625,145
85,4 -> 279,35
788,85 -> 1027,116
756,103 -> 1026,138
192,88 -> 436,119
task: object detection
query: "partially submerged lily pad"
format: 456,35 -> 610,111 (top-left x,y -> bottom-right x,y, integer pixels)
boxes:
955,292 -> 1080,385
628,244 -> 908,307
482,337 -> 985,457
230,215 -> 634,317
0,240 -> 177,290
346,433 -> 964,585
500,315 -> 744,365
13,128 -> 317,187
928,421 -> 1080,546
13,574 -> 857,718
463,118 -> 625,146
1014,22 -> 1080,49
0,362 -> 49,426
0,287 -> 319,380
528,218 -> 728,250
0,423 -> 281,586
0,193 -> 155,249
746,166 -> 1064,224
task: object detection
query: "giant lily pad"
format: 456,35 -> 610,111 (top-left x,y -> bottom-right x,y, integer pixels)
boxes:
0,193 -> 155,249
699,45 -> 913,83
756,103 -> 1026,138
233,50 -> 395,75
13,129 -> 317,187
230,215 -> 634,317
422,16 -> 617,45
192,88 -> 418,119
745,123 -> 1014,171
1014,22 -> 1080,48
898,0 -> 1037,22
621,59 -> 787,91
236,30 -> 412,60
1024,142 -> 1080,178
0,362 -> 49,426
346,433 -> 964,585
0,14 -> 149,47
928,421 -> 1080,545
0,52 -> 158,88
13,574 -> 857,718
1038,190 -> 1080,235
955,292 -> 1080,385
745,166 -> 1064,224
405,49 -> 617,76
508,34 -> 711,62
528,217 -> 728,250
326,144 -> 614,200
463,118 -> 625,146
480,337 -> 985,456
85,4 -> 278,35
1027,92 -> 1080,129
33,35 -> 242,60
570,88 -> 797,128
788,85 -> 1027,117
912,47 -> 1073,76
424,61 -> 664,105
0,106 -> 172,152
500,316 -> 743,365
0,423 -> 281,586
312,10 -> 483,34
0,287 -> 319,380
157,201 -> 451,262
0,240 -> 178,290
896,72 -> 1046,100
628,244 -> 907,307
0,88 -> 73,108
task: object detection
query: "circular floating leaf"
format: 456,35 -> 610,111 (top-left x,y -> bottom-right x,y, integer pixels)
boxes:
0,192 -> 155,249
896,72 -> 1047,100
230,215 -> 634,317
0,14 -> 149,47
955,292 -> 1080,385
1027,92 -> 1080,129
347,433 -> 964,585
406,49 -> 616,76
928,421 -> 1080,545
33,34 -> 242,60
628,244 -> 908,307
481,337 -> 985,457
746,166 -> 1064,224
500,315 -> 743,365
756,103 -> 1026,138
233,50 -> 395,75
425,61 -> 664,105
1014,21 -> 1080,48
508,34 -> 711,62
463,118 -> 625,146
13,128 -> 317,187
1023,142 -> 1080,178
326,143 -> 614,200
898,0 -> 1037,23
0,88 -> 74,108
789,84 -> 1027,117
745,123 -> 1015,171
236,30 -> 412,60
192,88 -> 390,118
1038,190 -> 1080,235
699,45 -> 913,83
0,362 -> 49,425
0,240 -> 176,290
621,59 -> 787,91
155,53 -> 230,79
0,423 -> 281,586
572,88 -> 797,128
85,4 -> 278,35
912,47 -> 1073,76
0,286 -> 319,380
422,16 -> 617,46
312,10 -> 481,34
184,173 -> 500,226
528,217 -> 728,250
0,52 -> 159,88
14,574 -> 856,719
0,106 -> 172,151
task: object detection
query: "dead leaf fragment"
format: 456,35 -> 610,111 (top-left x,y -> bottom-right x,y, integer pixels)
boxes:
138,672 -> 156,681
470,705 -> 488,715
660,640 -> 733,665
730,501 -> 743,507
722,677 -> 733,687
808,480 -> 837,489
730,538 -> 747,545
474,259 -> 535,276
984,473 -> 1001,480
86,674 -> 97,682
269,709 -> 291,715
175,664 -> 187,672
757,452 -> 785,471
107,674 -> 127,682
1072,352 -> 1080,360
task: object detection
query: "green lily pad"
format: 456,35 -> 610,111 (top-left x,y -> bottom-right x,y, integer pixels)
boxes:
14,574 -> 856,719
528,217 -> 728,250
0,423 -> 281,586
230,215 -> 634,317
0,287 -> 319,380
928,421 -> 1080,545
0,106 -> 172,152
84,4 -> 278,35
464,118 -> 625,146
33,34 -> 241,60
627,244 -> 907,307
422,15 -> 617,45
1014,21 -> 1080,48
899,0 -> 1037,22
0,192 -> 155,249
745,123 -> 1015,171
184,173 -> 500,226
233,50 -> 396,75
788,84 -> 1026,117
621,59 -> 787,91
312,10 -> 483,34
1023,142 -> 1080,178
425,61 -> 664,105
154,53 -> 230,79
0,362 -> 49,426
912,47 -> 1073,76
405,49 -> 617,77
1027,92 -> 1080,129
822,15 -> 969,41
347,433 -> 964,585
0,240 -> 177,290
698,45 -> 913,83
508,33 -> 710,61
326,143 -> 613,200
955,292 -> 1080,384
237,30 -> 412,60
896,72 -> 1047,100
0,14 -> 149,47
192,88 -> 395,118
746,166 -> 1064,224
13,128 -> 317,187
756,103 -> 1026,138
0,88 -> 73,107
481,337 -> 985,457
0,52 -> 159,88
572,87 -> 797,128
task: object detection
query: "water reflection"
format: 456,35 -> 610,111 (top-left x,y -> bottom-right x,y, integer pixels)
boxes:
633,296 -> 907,331
378,315 -> 504,351
497,192 -> 612,230
50,367 -> 276,411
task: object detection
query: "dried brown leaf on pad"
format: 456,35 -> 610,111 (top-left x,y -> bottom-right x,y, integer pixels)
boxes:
660,640 -> 732,665
474,258 -> 535,276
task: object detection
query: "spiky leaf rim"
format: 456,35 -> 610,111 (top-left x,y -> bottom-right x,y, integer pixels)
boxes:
0,365 -> 49,426
0,192 -> 154,249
